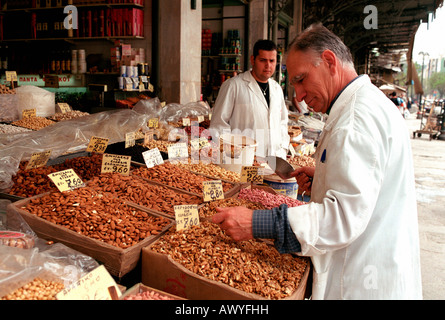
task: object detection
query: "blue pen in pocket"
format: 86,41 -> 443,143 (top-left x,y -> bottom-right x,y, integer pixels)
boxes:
320,149 -> 327,163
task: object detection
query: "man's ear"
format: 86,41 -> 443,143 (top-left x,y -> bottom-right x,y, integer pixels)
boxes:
321,50 -> 337,75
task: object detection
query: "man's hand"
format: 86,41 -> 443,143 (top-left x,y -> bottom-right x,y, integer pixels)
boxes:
211,206 -> 254,241
291,166 -> 315,194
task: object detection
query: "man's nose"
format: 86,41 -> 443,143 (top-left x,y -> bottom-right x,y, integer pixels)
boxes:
294,84 -> 306,102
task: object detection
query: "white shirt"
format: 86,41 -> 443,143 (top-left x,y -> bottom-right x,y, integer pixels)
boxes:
288,75 -> 422,299
209,71 -> 290,159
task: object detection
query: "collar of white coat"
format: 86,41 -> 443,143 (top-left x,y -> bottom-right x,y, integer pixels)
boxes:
323,74 -> 370,132
243,70 -> 272,109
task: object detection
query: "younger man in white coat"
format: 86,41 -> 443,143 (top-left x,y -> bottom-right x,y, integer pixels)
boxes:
212,24 -> 422,300
209,40 -> 290,159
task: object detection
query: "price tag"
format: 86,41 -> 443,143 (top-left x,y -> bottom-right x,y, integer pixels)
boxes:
182,118 -> 191,126
190,137 -> 210,151
144,129 -> 154,143
48,169 -> 85,192
148,83 -> 154,92
5,71 -> 17,82
209,113 -> 212,120
203,180 -> 224,202
125,132 -> 136,149
26,150 -> 52,170
86,136 -> 109,154
22,109 -> 36,118
101,154 -> 131,175
240,166 -> 264,183
142,148 -> 164,168
289,143 -> 296,158
198,115 -> 204,123
148,118 -> 159,129
161,101 -> 166,108
56,265 -> 121,300
57,103 -> 71,113
174,204 -> 200,231
168,143 -> 188,160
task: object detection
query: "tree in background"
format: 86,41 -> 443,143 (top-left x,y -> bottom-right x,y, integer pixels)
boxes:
428,72 -> 445,99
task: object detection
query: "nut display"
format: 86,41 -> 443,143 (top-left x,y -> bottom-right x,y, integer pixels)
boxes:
173,160 -> 241,183
9,153 -> 105,197
1,278 -> 64,300
287,155 -> 316,168
124,289 -> 176,300
150,220 -> 309,299
199,198 -> 264,218
87,172 -> 202,216
0,123 -> 32,134
21,187 -> 171,249
11,116 -> 55,130
48,110 -> 90,121
133,162 -> 234,195
238,188 -> 306,209
0,231 -> 35,249
0,84 -> 16,94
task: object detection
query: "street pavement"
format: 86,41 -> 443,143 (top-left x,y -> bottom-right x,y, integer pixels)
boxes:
406,113 -> 445,300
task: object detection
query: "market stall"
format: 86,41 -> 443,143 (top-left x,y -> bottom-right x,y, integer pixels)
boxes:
0,94 -> 317,300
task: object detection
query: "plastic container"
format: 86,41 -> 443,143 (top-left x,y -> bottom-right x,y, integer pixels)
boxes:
263,174 -> 299,199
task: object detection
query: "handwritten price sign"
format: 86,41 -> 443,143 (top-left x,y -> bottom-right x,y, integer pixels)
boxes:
203,180 -> 224,202
142,148 -> 164,168
101,154 -> 131,175
26,150 -> 52,170
48,169 -> 85,192
174,204 -> 200,231
240,166 -> 263,183
86,136 -> 109,154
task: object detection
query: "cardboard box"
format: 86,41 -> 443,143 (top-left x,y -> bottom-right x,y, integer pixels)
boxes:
7,193 -> 174,278
120,283 -> 186,300
141,243 -> 310,300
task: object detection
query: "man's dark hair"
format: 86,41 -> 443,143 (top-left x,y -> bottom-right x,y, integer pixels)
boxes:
253,40 -> 277,58
391,91 -> 397,97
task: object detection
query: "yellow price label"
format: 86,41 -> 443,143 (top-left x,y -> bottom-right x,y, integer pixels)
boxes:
48,169 -> 85,192
22,109 -> 36,118
144,129 -> 154,144
101,154 -> 131,175
240,166 -> 263,183
148,118 -> 159,129
174,204 -> 200,231
198,115 -> 204,123
5,71 -> 17,82
57,103 -> 71,113
26,150 -> 52,170
56,265 -> 121,300
203,180 -> 224,202
86,136 -> 109,154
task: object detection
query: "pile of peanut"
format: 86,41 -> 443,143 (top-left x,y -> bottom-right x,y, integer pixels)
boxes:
9,153 -> 105,197
22,187 -> 171,249
11,116 -> 55,130
150,220 -> 308,299
48,110 -> 90,121
1,278 -> 64,300
87,173 -> 202,216
133,162 -> 235,195
238,188 -> 306,209
199,198 -> 264,218
173,160 -> 241,183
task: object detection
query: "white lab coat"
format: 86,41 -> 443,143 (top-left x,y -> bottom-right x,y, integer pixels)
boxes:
288,75 -> 422,299
209,71 -> 289,158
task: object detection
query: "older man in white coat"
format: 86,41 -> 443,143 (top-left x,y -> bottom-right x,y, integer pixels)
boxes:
209,40 -> 289,159
212,24 -> 422,300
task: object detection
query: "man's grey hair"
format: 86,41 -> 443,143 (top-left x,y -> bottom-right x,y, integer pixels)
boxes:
288,23 -> 354,69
